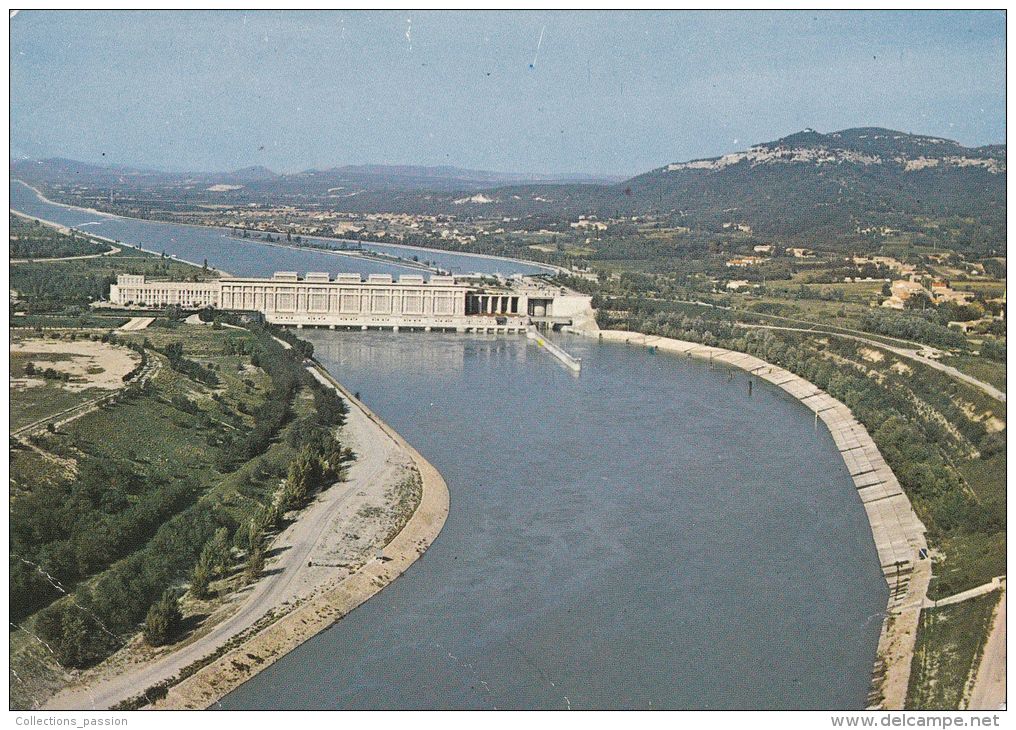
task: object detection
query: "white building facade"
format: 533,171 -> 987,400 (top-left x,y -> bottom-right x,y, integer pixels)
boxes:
107,272 -> 583,333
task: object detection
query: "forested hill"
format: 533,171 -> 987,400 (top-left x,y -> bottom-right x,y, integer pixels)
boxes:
11,128 -> 1006,253
622,128 -> 1005,240
438,128 -> 1006,252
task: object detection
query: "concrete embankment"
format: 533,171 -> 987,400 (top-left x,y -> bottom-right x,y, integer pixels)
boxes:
590,329 -> 929,710
527,326 -> 581,372
148,363 -> 450,710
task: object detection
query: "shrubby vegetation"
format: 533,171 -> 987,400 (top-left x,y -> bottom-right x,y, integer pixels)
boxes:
33,499 -> 225,666
144,590 -> 183,647
20,317 -> 350,668
859,310 -> 968,349
156,341 -> 220,386
980,337 -> 1006,363
10,461 -> 199,623
9,215 -> 108,259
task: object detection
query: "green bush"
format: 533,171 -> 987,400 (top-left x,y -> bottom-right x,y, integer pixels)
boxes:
144,590 -> 183,647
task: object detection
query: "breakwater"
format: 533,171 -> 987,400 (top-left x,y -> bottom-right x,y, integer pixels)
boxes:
527,325 -> 582,372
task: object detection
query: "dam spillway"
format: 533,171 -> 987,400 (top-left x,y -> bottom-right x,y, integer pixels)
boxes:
527,325 -> 582,372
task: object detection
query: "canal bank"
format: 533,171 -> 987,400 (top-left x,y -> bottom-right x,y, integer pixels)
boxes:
42,356 -> 449,711
588,329 -> 929,710
149,363 -> 450,709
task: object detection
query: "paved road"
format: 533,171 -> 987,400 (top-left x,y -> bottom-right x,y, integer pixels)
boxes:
967,587 -> 1006,710
44,384 -> 405,710
735,323 -> 1006,404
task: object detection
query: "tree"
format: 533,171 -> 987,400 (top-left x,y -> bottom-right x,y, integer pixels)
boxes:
35,598 -> 121,668
190,527 -> 231,599
190,553 -> 213,599
245,543 -> 265,580
144,590 -> 182,646
206,527 -> 231,572
280,447 -> 324,510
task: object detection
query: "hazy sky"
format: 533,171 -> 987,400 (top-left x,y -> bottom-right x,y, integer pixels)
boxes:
9,10 -> 1006,176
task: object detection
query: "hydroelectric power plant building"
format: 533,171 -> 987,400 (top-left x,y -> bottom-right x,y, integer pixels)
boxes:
108,272 -> 594,333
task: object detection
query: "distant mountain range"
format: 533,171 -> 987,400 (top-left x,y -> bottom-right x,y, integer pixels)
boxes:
11,128 -> 1006,253
8,157 -> 623,192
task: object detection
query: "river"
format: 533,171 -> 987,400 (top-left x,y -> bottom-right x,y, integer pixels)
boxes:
9,180 -> 555,278
9,177 -> 887,709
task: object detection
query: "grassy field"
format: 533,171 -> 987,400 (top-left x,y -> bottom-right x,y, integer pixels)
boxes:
959,452 -> 1006,506
745,294 -> 874,328
10,323 -> 265,503
906,592 -> 1000,709
12,314 -> 132,329
9,332 -> 140,431
776,277 -> 886,303
9,381 -> 103,432
950,280 -> 1006,297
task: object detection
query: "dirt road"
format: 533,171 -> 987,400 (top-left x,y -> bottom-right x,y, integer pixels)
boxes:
44,384 -> 411,710
736,323 -> 1005,403
967,589 -> 1006,710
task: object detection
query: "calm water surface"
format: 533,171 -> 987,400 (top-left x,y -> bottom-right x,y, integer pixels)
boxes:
9,180 -> 553,278
218,332 -> 887,710
10,177 -> 886,708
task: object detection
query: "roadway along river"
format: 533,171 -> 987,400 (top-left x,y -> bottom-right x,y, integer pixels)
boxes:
9,180 -> 555,278
219,332 -> 887,710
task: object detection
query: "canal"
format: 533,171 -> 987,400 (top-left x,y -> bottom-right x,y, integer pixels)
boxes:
10,179 -> 555,278
10,177 -> 887,709
220,332 -> 887,710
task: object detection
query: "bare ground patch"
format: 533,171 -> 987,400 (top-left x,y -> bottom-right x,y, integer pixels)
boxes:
11,338 -> 140,392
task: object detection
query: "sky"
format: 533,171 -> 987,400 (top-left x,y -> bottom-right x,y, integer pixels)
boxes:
9,10 -> 1007,177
